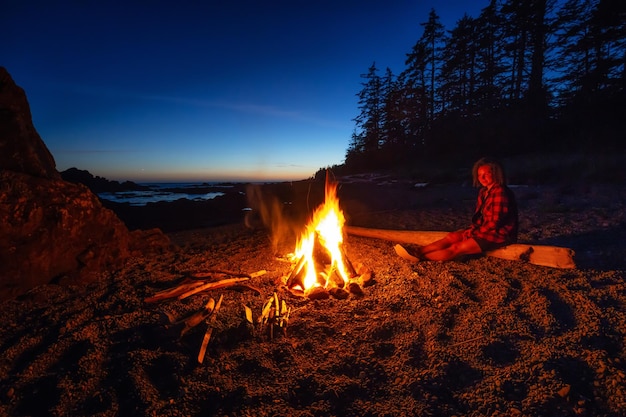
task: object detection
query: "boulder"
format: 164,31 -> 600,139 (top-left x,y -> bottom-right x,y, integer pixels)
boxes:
0,67 -> 59,179
0,67 -> 170,300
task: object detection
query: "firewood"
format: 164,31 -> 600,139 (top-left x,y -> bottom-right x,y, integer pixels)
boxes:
307,286 -> 329,300
197,294 -> 223,364
147,270 -> 265,303
180,298 -> 215,336
258,293 -> 291,340
328,287 -> 349,299
244,305 -> 254,324
197,327 -> 213,364
313,238 -> 332,265
190,270 -> 251,279
259,296 -> 274,324
357,269 -> 374,287
346,226 -> 576,269
283,304 -> 291,325
328,268 -> 346,288
280,300 -> 287,322
348,282 -> 364,296
286,255 -> 306,287
178,277 -> 250,300
340,246 -> 357,277
144,279 -> 206,303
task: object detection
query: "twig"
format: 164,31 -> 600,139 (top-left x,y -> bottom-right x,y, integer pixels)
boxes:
189,269 -> 252,278
198,294 -> 224,364
449,335 -> 484,347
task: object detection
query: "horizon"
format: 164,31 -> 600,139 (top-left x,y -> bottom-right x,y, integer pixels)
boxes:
59,165 -> 316,184
5,1 -> 485,182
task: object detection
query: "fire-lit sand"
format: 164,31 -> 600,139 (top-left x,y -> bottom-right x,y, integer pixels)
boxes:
1,179 -> 626,416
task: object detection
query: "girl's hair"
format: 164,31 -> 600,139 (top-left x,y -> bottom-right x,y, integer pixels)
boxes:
472,157 -> 506,187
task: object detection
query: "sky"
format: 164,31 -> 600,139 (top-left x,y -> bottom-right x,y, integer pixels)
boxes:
3,1 -> 485,183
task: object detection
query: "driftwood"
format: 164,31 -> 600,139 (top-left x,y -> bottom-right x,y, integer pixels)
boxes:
180,298 -> 216,336
345,226 -> 576,269
143,279 -> 206,303
145,270 -> 266,303
259,292 -> 291,340
197,294 -> 223,364
178,277 -> 250,300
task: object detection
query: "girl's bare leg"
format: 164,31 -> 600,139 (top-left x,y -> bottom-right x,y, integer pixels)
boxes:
414,231 -> 483,261
421,238 -> 482,261
415,231 -> 465,257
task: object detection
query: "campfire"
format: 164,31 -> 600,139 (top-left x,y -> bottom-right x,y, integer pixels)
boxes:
143,174 -> 373,362
284,175 -> 372,299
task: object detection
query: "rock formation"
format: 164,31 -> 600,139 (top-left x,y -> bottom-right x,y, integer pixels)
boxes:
61,167 -> 151,193
0,66 -> 170,300
0,67 -> 59,179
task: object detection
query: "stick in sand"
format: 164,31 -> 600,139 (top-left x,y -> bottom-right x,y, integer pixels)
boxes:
198,294 -> 224,364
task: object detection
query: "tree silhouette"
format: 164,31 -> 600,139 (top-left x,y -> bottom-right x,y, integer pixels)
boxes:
347,63 -> 384,169
346,0 -> 625,174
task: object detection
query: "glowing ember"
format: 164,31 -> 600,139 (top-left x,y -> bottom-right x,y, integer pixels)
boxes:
288,178 -> 353,294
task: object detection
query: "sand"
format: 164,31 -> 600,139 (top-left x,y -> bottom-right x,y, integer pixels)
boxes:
1,180 -> 625,416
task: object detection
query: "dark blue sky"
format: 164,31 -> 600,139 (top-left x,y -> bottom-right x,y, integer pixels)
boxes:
4,0 -> 484,182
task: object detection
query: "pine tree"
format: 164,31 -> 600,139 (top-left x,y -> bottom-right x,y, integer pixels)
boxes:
551,0 -> 597,105
347,63 -> 384,168
421,9 -> 446,120
440,14 -> 479,117
399,46 -> 429,151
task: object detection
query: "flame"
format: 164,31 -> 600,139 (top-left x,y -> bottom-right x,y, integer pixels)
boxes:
291,179 -> 352,292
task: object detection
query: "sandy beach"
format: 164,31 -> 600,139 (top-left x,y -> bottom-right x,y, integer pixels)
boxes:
1,179 -> 625,416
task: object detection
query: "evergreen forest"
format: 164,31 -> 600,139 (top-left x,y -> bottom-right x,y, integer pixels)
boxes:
335,0 -> 625,183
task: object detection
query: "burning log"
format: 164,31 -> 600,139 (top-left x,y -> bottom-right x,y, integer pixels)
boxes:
328,287 -> 349,299
327,268 -> 345,288
306,286 -> 330,300
286,255 -> 307,288
341,246 -> 357,278
313,238 -> 332,265
284,252 -> 372,299
347,282 -> 364,296
354,262 -> 374,287
282,172 -> 371,298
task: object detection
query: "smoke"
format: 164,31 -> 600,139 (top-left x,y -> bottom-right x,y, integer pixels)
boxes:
244,184 -> 300,254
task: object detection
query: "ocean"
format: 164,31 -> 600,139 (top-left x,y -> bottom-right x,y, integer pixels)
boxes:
97,182 -> 236,206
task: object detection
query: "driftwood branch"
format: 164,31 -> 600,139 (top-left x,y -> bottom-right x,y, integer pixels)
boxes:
178,277 -> 250,300
144,279 -> 206,303
259,292 -> 291,340
346,226 -> 576,269
197,294 -> 223,364
180,298 -> 216,336
145,270 -> 265,303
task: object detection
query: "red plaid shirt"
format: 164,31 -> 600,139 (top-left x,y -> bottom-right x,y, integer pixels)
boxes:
468,184 -> 518,244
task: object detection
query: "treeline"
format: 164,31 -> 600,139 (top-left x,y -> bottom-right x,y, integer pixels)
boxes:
343,0 -> 625,174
